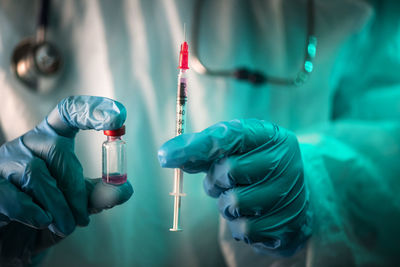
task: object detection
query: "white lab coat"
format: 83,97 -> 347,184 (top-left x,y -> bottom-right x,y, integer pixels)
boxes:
1,0 -> 400,266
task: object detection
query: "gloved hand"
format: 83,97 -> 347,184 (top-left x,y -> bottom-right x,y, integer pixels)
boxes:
0,96 -> 133,265
158,119 -> 311,256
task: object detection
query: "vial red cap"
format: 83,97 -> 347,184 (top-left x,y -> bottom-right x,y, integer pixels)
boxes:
104,125 -> 125,136
178,41 -> 189,70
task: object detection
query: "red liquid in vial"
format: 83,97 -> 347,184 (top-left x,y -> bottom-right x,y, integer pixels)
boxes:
102,173 -> 127,185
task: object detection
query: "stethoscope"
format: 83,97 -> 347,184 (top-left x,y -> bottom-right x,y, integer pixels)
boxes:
10,0 -> 315,90
11,0 -> 61,92
191,0 -> 317,86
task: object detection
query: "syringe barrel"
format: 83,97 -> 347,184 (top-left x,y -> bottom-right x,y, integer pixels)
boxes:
171,168 -> 184,231
175,69 -> 187,136
173,168 -> 184,195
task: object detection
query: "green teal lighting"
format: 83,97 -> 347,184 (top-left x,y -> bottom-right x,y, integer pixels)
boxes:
307,43 -> 316,58
307,36 -> 317,58
304,61 -> 313,73
295,71 -> 309,86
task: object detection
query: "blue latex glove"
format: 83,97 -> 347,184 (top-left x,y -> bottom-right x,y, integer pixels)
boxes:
0,96 -> 133,265
158,119 -> 311,256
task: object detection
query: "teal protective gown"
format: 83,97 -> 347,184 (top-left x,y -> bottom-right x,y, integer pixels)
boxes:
0,0 -> 399,266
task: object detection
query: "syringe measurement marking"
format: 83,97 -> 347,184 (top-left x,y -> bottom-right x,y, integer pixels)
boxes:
176,104 -> 186,135
176,80 -> 187,136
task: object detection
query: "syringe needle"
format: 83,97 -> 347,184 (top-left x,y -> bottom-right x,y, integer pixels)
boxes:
183,23 -> 186,41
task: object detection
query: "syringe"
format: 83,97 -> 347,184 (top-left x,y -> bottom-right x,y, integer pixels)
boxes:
170,34 -> 189,232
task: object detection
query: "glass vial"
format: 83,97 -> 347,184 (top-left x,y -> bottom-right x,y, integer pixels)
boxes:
102,125 -> 127,185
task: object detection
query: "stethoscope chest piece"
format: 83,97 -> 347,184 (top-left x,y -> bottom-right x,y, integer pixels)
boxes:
11,0 -> 62,93
11,38 -> 61,91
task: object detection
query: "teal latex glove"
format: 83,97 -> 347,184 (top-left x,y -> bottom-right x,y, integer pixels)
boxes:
158,119 -> 311,256
0,96 -> 133,264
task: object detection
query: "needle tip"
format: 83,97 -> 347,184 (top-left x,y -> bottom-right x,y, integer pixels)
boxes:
183,23 -> 186,41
